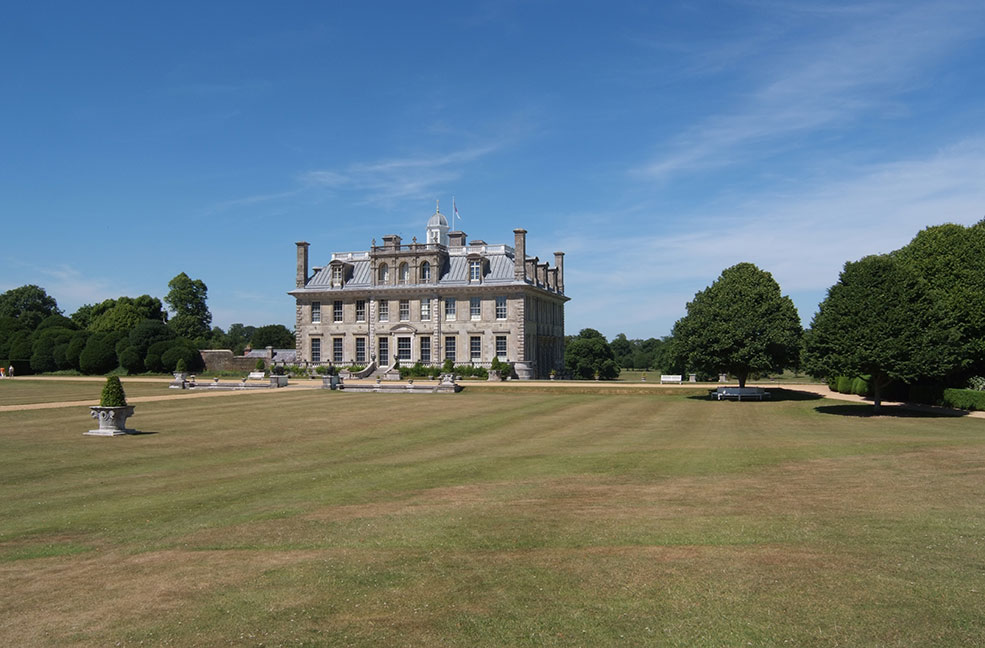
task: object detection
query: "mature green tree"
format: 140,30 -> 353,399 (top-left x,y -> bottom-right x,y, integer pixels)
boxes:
85,295 -> 166,333
672,263 -> 802,387
894,221 -> 985,381
164,273 -> 211,341
564,328 -> 619,379
610,333 -> 633,368
0,285 -> 60,330
90,302 -> 144,333
70,303 -> 96,329
805,254 -> 961,412
209,323 -> 257,354
651,336 -> 679,374
250,324 -> 295,350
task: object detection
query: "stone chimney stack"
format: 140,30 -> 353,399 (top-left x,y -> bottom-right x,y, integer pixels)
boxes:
382,234 -> 402,251
554,251 -> 565,293
296,241 -> 310,288
526,256 -> 538,282
513,228 -> 527,281
537,262 -> 548,286
547,267 -> 557,291
448,231 -> 467,247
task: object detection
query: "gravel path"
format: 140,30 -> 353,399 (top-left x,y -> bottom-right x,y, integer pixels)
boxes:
1,378 -> 981,418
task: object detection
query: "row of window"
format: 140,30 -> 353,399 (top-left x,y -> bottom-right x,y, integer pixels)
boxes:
373,259 -> 485,286
377,261 -> 432,285
311,297 -> 508,324
309,335 -> 508,364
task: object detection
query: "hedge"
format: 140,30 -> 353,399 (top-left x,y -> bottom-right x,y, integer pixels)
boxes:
835,376 -> 853,394
850,375 -> 871,396
942,388 -> 985,411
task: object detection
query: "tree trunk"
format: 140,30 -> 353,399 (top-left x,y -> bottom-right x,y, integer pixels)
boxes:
872,373 -> 887,414
738,371 -> 747,388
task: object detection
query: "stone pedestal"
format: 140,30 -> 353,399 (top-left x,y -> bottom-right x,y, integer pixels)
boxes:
86,406 -> 136,436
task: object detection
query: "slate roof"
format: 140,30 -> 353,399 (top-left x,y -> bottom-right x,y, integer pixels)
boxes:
302,249 -> 519,291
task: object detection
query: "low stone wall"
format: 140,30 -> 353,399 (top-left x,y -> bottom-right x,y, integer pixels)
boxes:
200,350 -> 263,373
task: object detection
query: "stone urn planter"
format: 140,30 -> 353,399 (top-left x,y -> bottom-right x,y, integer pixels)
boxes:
86,376 -> 136,436
87,405 -> 136,436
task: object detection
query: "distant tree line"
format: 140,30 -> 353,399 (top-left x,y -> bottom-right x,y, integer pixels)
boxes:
0,273 -> 294,376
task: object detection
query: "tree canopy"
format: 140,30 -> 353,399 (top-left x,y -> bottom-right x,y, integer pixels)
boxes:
893,220 -> 985,382
250,324 -> 295,350
609,334 -> 670,371
165,273 -> 211,340
0,285 -> 60,330
564,328 -> 619,379
805,254 -> 961,411
671,262 -> 802,387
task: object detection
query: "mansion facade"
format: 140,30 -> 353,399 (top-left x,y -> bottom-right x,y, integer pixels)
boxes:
289,208 -> 568,379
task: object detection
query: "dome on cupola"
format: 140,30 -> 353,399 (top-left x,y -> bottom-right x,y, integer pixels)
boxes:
427,209 -> 448,229
426,201 -> 450,246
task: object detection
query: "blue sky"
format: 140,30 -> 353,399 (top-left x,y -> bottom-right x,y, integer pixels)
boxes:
3,1 -> 984,339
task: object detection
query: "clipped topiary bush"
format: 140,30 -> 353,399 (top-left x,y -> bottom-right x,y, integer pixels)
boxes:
79,334 -> 119,375
160,345 -> 198,373
99,376 -> 128,407
118,346 -> 144,374
255,358 -> 266,372
835,376 -> 853,394
850,375 -> 871,396
175,358 -> 188,373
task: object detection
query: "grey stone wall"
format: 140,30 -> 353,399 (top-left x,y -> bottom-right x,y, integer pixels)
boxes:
200,350 -> 264,373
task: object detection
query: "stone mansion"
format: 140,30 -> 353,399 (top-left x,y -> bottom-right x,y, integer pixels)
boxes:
289,207 -> 568,379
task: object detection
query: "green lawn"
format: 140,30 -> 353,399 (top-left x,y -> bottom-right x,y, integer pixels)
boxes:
1,385 -> 983,646
0,378 -> 174,406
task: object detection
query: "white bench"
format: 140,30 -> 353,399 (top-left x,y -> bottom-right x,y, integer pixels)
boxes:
245,371 -> 266,381
710,387 -> 771,401
660,374 -> 683,384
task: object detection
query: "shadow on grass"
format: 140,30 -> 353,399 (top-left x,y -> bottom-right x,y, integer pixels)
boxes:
686,388 -> 824,402
125,430 -> 158,435
814,403 -> 968,418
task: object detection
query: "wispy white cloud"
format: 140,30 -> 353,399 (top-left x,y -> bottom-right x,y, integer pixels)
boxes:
206,189 -> 304,214
301,144 -> 502,206
568,135 -> 985,336
639,1 -> 985,179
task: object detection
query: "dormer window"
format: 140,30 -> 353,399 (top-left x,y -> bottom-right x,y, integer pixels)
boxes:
469,260 -> 481,282
420,261 -> 431,282
331,265 -> 343,287
378,263 -> 389,284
